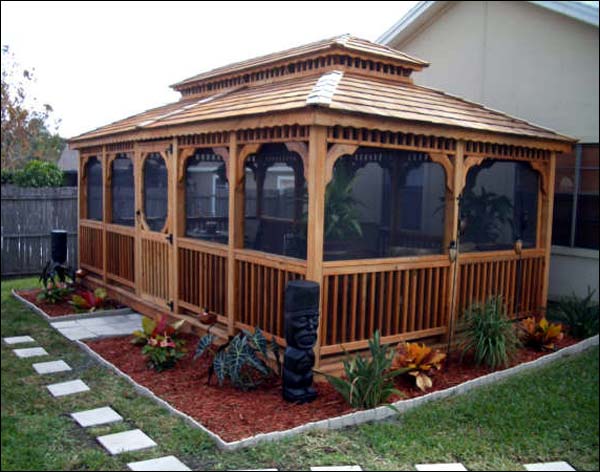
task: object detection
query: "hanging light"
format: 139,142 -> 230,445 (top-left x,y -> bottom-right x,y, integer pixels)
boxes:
448,240 -> 458,262
514,238 -> 523,255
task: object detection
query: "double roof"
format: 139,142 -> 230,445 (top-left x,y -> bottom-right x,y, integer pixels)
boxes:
71,34 -> 573,145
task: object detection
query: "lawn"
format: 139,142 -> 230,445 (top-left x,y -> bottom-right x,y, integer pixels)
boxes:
1,277 -> 598,471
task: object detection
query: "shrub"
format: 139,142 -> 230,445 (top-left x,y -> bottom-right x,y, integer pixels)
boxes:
69,288 -> 109,312
461,297 -> 520,369
135,315 -> 186,371
548,288 -> 599,339
391,342 -> 446,392
132,315 -> 185,346
195,327 -> 281,391
37,260 -> 75,304
1,168 -> 16,185
11,160 -> 63,187
326,331 -> 403,409
520,317 -> 564,351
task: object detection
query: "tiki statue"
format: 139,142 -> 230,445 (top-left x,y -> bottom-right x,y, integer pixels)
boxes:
282,280 -> 320,403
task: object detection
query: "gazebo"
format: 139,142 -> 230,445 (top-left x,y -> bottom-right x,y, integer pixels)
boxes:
70,35 -> 573,373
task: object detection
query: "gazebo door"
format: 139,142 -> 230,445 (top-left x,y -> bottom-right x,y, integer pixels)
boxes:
136,146 -> 174,310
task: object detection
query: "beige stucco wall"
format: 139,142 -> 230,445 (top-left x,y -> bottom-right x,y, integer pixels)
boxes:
389,1 -> 599,301
391,1 -> 599,142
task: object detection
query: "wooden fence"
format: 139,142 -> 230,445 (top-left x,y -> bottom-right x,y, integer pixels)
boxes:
1,185 -> 78,277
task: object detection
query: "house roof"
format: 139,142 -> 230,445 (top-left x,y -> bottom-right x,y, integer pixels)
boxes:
71,66 -> 573,144
377,1 -> 599,45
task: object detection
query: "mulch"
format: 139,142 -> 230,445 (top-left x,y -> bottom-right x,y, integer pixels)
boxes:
16,288 -> 121,317
85,332 -> 579,442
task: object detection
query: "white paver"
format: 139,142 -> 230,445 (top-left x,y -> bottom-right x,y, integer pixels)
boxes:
13,347 -> 48,358
71,406 -> 123,427
524,462 -> 576,471
56,327 -> 97,340
50,320 -> 80,329
51,313 -> 143,340
47,379 -> 90,397
3,335 -> 35,345
311,467 -> 363,471
415,465 -> 468,472
33,360 -> 72,374
97,429 -> 157,455
127,455 -> 191,471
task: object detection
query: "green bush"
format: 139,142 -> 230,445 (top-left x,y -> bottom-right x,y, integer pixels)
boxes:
10,160 -> 63,187
326,330 -> 404,409
461,296 -> 520,369
0,168 -> 17,184
549,288 -> 599,339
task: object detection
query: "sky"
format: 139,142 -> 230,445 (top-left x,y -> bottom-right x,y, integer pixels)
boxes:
1,1 -> 417,139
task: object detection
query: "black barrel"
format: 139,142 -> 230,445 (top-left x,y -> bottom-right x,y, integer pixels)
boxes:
51,230 -> 68,264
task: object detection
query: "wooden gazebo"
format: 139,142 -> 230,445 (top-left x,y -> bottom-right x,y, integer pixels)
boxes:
70,35 -> 573,373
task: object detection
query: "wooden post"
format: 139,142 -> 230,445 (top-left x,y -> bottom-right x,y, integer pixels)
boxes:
540,152 -> 556,313
306,125 -> 327,367
169,137 -> 180,314
133,142 -> 143,296
227,133 -> 240,336
101,145 -> 108,283
445,140 -> 464,346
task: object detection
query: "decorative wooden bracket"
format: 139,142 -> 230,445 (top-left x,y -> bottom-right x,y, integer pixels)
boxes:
458,155 -> 487,194
429,152 -> 454,193
528,160 -> 550,196
177,148 -> 196,183
285,141 -> 309,178
236,143 -> 261,185
212,146 -> 230,181
325,144 -> 359,184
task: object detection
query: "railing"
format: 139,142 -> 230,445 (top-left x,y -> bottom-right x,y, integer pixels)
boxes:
106,224 -> 135,288
178,238 -> 228,320
457,249 -> 545,318
140,235 -> 170,302
320,255 -> 451,355
234,249 -> 306,344
79,220 -> 103,274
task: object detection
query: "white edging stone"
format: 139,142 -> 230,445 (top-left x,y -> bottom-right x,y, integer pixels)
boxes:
11,289 -> 132,322
76,335 -> 598,451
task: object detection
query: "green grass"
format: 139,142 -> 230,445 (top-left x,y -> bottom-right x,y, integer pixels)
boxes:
2,277 -> 598,471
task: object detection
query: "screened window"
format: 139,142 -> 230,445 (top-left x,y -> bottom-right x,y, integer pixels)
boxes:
552,143 -> 599,250
324,148 -> 446,261
461,160 -> 539,252
185,149 -> 229,244
143,153 -> 168,232
86,156 -> 103,221
111,154 -> 134,226
244,144 -> 307,258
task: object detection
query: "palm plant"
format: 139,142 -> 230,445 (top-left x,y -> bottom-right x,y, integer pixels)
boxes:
460,186 -> 513,245
548,287 -> 599,339
324,164 -> 363,241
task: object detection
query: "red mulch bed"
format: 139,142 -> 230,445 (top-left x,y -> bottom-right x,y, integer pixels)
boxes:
16,288 -> 121,317
85,332 -> 579,442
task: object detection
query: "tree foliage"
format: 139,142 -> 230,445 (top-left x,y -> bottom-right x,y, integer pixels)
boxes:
1,45 -> 64,170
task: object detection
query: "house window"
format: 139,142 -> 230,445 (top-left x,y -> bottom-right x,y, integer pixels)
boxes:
143,153 -> 168,232
110,154 -> 134,226
244,143 -> 307,259
324,147 -> 446,261
461,160 -> 539,252
185,149 -> 229,243
553,144 -> 599,250
85,156 -> 103,221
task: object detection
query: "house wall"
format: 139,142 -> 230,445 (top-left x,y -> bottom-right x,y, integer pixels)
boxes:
389,0 -> 599,300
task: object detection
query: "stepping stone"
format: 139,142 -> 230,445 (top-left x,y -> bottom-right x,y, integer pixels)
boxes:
13,347 -> 48,358
3,335 -> 35,345
97,429 -> 157,455
415,465 -> 467,472
311,468 -> 362,471
33,360 -> 72,374
127,456 -> 191,471
56,327 -> 97,340
47,379 -> 90,397
71,406 -> 123,427
524,462 -> 576,471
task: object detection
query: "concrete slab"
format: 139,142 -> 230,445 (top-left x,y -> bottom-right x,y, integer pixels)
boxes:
33,360 -> 72,374
47,379 -> 90,397
71,406 -> 123,427
127,456 -> 191,471
57,327 -> 97,340
13,347 -> 48,358
97,429 -> 157,455
415,465 -> 467,471
3,336 -> 35,345
311,468 -> 363,471
524,462 -> 576,471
